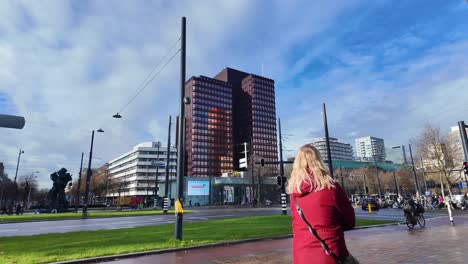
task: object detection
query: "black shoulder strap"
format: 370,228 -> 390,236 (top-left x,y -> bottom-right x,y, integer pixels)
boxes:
293,196 -> 342,264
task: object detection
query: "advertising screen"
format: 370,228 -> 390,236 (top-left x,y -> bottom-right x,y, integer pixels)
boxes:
187,180 -> 210,196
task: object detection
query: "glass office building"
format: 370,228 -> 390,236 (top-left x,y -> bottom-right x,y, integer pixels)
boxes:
185,76 -> 234,177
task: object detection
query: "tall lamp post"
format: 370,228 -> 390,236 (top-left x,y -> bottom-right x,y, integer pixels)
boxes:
75,152 -> 84,212
175,16 -> 187,240
373,156 -> 382,199
82,129 -> 104,219
14,149 -> 24,202
393,145 -> 420,199
322,103 -> 333,178
14,149 -> 24,184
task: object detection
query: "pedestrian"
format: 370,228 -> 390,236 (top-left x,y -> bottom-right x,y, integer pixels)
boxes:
16,203 -> 21,215
0,205 -> 7,215
7,201 -> 14,215
288,145 -> 358,264
427,195 -> 435,210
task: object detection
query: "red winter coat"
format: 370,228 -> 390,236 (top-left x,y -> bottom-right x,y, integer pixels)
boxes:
290,180 -> 355,264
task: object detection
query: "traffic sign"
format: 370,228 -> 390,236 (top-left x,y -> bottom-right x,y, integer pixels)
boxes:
151,161 -> 166,168
239,158 -> 247,169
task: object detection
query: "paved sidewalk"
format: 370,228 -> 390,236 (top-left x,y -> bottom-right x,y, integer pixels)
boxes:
106,215 -> 468,264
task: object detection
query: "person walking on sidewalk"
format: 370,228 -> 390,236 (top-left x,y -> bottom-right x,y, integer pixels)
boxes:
288,145 -> 357,264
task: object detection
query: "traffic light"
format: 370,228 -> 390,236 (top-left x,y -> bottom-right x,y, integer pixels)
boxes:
276,176 -> 286,187
463,161 -> 468,175
276,176 -> 282,187
261,159 -> 265,166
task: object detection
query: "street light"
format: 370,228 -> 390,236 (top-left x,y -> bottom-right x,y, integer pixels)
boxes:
372,155 -> 382,199
393,145 -> 420,199
82,129 -> 104,219
112,113 -> 122,119
13,149 -> 25,203
14,149 -> 24,184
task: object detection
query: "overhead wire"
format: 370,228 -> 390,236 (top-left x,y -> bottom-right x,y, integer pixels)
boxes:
116,38 -> 181,114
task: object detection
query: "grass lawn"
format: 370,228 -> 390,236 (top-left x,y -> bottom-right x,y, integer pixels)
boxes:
0,209 -> 192,223
0,216 -> 396,264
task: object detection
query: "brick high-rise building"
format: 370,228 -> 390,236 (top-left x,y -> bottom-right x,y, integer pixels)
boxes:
215,68 -> 278,173
185,76 -> 234,177
185,68 -> 278,177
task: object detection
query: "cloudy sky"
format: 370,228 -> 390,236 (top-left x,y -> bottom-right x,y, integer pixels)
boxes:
1,0 -> 468,188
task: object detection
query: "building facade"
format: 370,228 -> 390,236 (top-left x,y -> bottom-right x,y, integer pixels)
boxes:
355,136 -> 386,162
184,68 -> 278,177
214,68 -> 278,173
385,146 -> 407,164
448,126 -> 467,165
107,142 -> 177,199
185,76 -> 234,177
310,137 -> 353,161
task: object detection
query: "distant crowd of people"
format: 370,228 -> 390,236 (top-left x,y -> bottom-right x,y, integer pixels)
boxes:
0,201 -> 24,216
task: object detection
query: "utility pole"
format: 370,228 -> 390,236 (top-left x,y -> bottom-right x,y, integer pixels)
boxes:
373,158 -> 382,199
164,116 -> 172,214
242,142 -> 255,205
363,174 -> 368,197
104,163 -> 109,207
82,131 -> 95,219
408,144 -> 421,200
322,103 -> 334,178
154,142 -> 161,208
75,152 -> 84,212
175,16 -> 186,241
458,121 -> 468,161
393,171 -> 400,196
340,165 -> 344,190
82,128 -> 104,218
420,157 -> 428,194
402,145 -> 408,164
14,149 -> 23,184
278,118 -> 287,215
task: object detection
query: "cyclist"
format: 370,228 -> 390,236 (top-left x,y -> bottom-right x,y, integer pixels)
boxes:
403,195 -> 416,213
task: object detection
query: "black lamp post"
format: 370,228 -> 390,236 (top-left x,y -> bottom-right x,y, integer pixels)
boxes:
393,145 -> 420,199
13,149 -> 24,202
14,149 -> 24,184
82,129 -> 104,219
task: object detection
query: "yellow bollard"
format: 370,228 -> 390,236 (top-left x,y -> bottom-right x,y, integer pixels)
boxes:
355,201 -> 358,207
368,203 -> 372,214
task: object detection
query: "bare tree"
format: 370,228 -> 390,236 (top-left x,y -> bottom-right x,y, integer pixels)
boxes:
18,173 -> 39,208
416,125 -> 460,197
109,176 -> 128,206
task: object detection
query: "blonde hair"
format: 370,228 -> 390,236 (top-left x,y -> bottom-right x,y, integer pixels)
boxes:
287,144 -> 335,194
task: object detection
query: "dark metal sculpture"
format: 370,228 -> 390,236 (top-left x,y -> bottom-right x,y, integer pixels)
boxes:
47,168 -> 72,213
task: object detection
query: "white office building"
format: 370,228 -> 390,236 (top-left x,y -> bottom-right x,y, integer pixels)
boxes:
107,142 -> 177,199
355,136 -> 386,162
310,137 -> 354,161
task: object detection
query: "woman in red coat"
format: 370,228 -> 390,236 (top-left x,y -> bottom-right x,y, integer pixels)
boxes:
288,145 -> 357,264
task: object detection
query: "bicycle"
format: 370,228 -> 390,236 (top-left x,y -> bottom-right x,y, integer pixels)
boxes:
404,211 -> 425,229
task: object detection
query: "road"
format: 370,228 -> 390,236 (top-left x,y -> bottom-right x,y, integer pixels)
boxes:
0,207 -> 282,237
0,206 -> 457,237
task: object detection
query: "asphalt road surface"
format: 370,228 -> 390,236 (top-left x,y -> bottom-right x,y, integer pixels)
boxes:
0,206 -> 456,237
0,207 -> 283,237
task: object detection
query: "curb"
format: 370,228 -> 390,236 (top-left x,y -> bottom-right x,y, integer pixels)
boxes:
52,223 -> 399,264
52,235 -> 293,264
0,211 -> 188,225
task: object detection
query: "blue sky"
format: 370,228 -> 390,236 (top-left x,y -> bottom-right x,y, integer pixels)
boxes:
0,0 -> 468,187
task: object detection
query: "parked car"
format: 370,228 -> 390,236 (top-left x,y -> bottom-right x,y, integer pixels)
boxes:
361,198 -> 379,211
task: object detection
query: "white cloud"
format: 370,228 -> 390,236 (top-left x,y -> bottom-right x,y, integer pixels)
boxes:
1,0 -> 465,189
